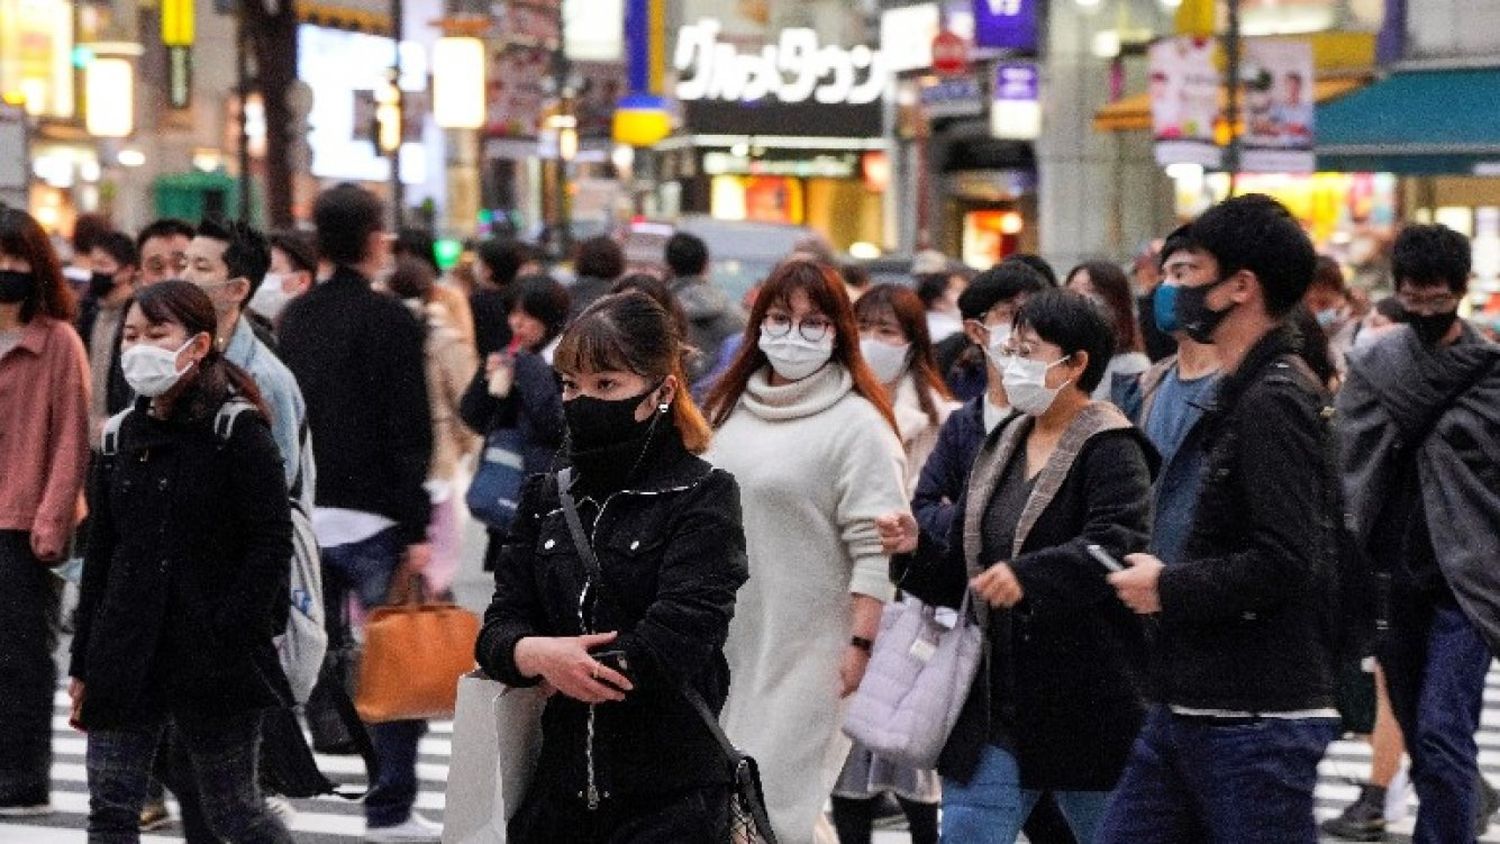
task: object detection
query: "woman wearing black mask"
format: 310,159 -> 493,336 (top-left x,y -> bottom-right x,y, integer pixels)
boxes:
475,291 -> 749,842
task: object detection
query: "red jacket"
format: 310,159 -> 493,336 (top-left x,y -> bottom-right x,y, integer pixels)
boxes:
0,316 -> 90,555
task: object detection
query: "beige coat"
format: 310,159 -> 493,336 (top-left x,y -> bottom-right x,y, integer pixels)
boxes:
420,301 -> 480,481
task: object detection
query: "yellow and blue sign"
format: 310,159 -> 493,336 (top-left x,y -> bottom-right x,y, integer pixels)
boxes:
613,0 -> 671,147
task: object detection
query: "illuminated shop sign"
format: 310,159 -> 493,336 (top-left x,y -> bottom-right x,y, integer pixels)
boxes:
674,19 -> 888,106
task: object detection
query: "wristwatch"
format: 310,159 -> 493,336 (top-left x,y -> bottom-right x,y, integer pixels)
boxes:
850,635 -> 874,653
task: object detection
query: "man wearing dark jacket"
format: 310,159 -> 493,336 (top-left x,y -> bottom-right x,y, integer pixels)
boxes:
278,183 -> 438,843
1338,224 -> 1500,844
665,232 -> 745,384
1101,195 -> 1339,842
911,261 -> 1048,550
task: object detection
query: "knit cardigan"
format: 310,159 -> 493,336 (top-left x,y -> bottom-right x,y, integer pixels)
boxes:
709,363 -> 909,844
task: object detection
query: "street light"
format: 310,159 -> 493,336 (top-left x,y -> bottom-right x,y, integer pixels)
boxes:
85,58 -> 134,138
432,36 -> 486,129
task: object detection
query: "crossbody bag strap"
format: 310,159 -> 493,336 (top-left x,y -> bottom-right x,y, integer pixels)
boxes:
556,468 -> 602,583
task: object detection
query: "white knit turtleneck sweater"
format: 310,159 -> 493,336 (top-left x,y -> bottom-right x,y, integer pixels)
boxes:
708,362 -> 908,844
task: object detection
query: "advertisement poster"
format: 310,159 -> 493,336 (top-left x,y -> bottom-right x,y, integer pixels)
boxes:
1239,39 -> 1315,173
972,0 -> 1039,53
1148,37 -> 1223,169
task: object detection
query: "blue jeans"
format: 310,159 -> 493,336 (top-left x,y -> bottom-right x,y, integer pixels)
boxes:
1095,707 -> 1336,844
321,527 -> 425,829
86,711 -> 292,844
1380,598 -> 1491,844
941,744 -> 1110,843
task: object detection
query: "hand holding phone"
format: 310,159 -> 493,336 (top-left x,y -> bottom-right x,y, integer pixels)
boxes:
591,649 -> 632,693
1086,544 -> 1125,573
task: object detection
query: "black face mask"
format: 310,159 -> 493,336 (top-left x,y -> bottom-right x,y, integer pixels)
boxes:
1405,308 -> 1459,346
89,272 -> 117,299
0,270 -> 35,304
1175,275 -> 1235,344
564,383 -> 666,453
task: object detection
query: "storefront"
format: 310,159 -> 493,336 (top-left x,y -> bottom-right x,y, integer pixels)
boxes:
659,19 -> 889,253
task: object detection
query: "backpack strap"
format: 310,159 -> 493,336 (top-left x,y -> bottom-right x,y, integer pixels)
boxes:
214,398 -> 258,442
100,409 -> 133,457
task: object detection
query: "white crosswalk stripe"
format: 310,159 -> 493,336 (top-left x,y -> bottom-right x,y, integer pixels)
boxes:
10,669 -> 1500,842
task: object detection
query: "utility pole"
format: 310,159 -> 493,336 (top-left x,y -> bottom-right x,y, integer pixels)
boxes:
390,0 -> 406,227
552,0 -> 573,260
237,0 -> 252,221
1224,0 -> 1242,196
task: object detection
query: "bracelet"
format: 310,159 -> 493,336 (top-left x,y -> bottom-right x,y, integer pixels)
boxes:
850,636 -> 874,653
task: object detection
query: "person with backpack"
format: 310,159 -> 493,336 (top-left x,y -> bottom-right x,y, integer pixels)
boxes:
1338,224 -> 1500,844
0,207 -> 90,818
1100,195 -> 1342,842
476,292 -> 749,841
70,280 -> 295,844
664,232 -> 746,383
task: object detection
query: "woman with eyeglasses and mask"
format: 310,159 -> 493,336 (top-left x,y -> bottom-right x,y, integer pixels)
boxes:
703,260 -> 912,844
70,280 -> 294,843
829,282 -> 959,844
476,291 -> 748,841
0,207 -> 90,818
899,289 -> 1155,843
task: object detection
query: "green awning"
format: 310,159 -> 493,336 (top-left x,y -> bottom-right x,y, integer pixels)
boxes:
1316,67 -> 1500,175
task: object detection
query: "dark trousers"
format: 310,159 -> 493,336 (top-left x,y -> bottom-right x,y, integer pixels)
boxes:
509,783 -> 731,844
1095,706 -> 1337,844
321,526 -> 424,828
1380,596 -> 1492,844
830,795 -> 938,844
0,531 -> 61,806
85,710 -> 292,844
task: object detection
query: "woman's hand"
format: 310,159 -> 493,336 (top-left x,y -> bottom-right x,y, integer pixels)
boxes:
971,562 -> 1024,608
875,512 -> 919,555
513,632 -> 633,704
839,645 -> 871,698
1109,553 -> 1164,614
68,678 -> 85,730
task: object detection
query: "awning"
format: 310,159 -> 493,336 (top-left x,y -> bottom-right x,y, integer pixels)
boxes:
1093,75 -> 1367,133
1316,67 -> 1500,175
297,1 -> 391,35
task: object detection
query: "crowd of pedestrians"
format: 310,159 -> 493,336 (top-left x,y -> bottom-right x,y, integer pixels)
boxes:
0,186 -> 1497,844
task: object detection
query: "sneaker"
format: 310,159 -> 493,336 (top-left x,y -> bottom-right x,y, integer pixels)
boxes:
365,812 -> 443,843
1321,783 -> 1387,842
139,798 -> 171,831
0,802 -> 53,818
265,794 -> 298,826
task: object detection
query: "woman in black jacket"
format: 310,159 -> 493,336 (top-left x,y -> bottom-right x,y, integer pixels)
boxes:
461,274 -> 569,571
476,292 -> 749,842
900,289 -> 1155,844
70,280 -> 294,844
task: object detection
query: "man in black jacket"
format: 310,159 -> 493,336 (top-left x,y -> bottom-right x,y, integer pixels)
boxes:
278,183 -> 438,842
1100,195 -> 1339,842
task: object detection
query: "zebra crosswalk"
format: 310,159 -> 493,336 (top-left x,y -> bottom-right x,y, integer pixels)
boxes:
9,669 -> 1500,843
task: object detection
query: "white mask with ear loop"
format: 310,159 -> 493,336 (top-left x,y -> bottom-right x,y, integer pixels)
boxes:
121,337 -> 200,398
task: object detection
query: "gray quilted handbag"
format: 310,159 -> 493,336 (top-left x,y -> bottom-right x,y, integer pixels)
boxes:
842,592 -> 985,770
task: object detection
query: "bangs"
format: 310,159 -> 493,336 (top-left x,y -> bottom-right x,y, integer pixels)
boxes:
756,260 -> 847,317
554,312 -> 644,377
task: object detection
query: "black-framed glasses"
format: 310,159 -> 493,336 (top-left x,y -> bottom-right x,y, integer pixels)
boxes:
763,313 -> 833,343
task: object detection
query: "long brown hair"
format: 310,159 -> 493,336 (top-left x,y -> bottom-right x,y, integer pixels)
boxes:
703,260 -> 898,434
554,291 -> 714,454
855,283 -> 953,428
0,207 -> 76,323
133,280 -> 270,421
1066,260 -> 1144,354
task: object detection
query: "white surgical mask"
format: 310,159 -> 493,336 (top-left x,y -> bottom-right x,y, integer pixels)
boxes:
1001,354 -> 1072,417
860,338 -> 911,385
121,338 -> 199,398
983,323 -> 1013,369
249,273 -> 294,321
759,330 -> 834,382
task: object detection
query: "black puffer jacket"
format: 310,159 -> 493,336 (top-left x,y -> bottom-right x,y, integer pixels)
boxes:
71,395 -> 294,729
476,431 -> 748,802
1156,326 -> 1339,713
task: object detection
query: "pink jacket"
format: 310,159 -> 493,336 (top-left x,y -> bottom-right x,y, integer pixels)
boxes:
0,316 -> 90,556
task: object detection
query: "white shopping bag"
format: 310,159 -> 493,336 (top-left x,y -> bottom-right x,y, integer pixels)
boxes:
442,671 -> 546,844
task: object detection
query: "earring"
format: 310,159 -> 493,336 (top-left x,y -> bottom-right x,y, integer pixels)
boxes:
658,402 -> 670,413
